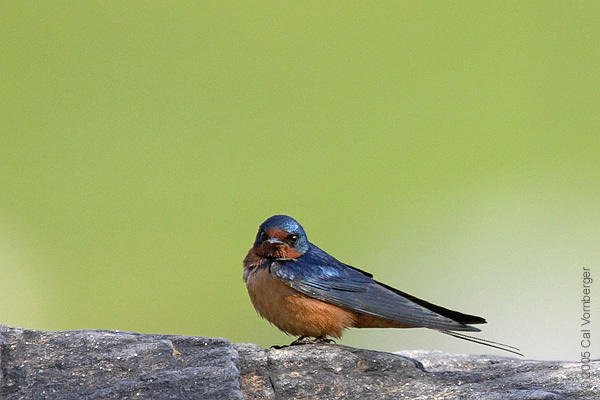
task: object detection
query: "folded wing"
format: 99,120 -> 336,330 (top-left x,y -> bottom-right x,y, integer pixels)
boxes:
272,246 -> 485,332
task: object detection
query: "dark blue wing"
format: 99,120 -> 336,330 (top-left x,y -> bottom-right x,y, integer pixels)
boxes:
272,244 -> 481,332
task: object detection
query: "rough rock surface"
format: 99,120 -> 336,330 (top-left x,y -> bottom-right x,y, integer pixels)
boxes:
236,344 -> 598,400
1,325 -> 598,399
0,325 -> 242,400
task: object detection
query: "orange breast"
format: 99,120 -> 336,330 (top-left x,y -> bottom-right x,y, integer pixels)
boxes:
245,267 -> 357,338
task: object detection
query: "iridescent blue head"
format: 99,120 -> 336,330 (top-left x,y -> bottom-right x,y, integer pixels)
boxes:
252,215 -> 310,259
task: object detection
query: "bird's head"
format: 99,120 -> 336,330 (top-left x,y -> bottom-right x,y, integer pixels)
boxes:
252,215 -> 309,259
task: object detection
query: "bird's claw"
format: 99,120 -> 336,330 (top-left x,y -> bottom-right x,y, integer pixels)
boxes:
270,336 -> 336,348
290,336 -> 336,346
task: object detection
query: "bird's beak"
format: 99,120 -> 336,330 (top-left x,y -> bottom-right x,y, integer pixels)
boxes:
266,237 -> 284,245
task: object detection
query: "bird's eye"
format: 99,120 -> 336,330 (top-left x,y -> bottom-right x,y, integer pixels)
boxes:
258,230 -> 269,242
284,234 -> 298,246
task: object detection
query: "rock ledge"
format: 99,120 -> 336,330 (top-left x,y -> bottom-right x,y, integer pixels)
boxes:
0,325 -> 597,399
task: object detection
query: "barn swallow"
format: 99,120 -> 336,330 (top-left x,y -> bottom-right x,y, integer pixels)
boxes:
243,215 -> 522,355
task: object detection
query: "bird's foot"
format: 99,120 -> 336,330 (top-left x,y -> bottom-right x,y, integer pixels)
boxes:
290,336 -> 336,346
270,336 -> 336,348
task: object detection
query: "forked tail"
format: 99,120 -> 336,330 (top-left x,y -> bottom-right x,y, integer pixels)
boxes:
439,330 -> 523,357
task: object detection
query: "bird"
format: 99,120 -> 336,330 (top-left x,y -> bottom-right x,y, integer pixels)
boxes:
243,214 -> 522,356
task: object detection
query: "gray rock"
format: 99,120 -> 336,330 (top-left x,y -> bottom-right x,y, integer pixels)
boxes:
1,325 -> 598,399
236,344 -> 599,400
0,325 -> 243,400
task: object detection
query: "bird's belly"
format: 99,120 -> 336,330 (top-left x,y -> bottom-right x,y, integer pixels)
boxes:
245,267 -> 356,338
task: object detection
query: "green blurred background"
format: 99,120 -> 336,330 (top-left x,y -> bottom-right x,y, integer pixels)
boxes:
1,2 -> 598,361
